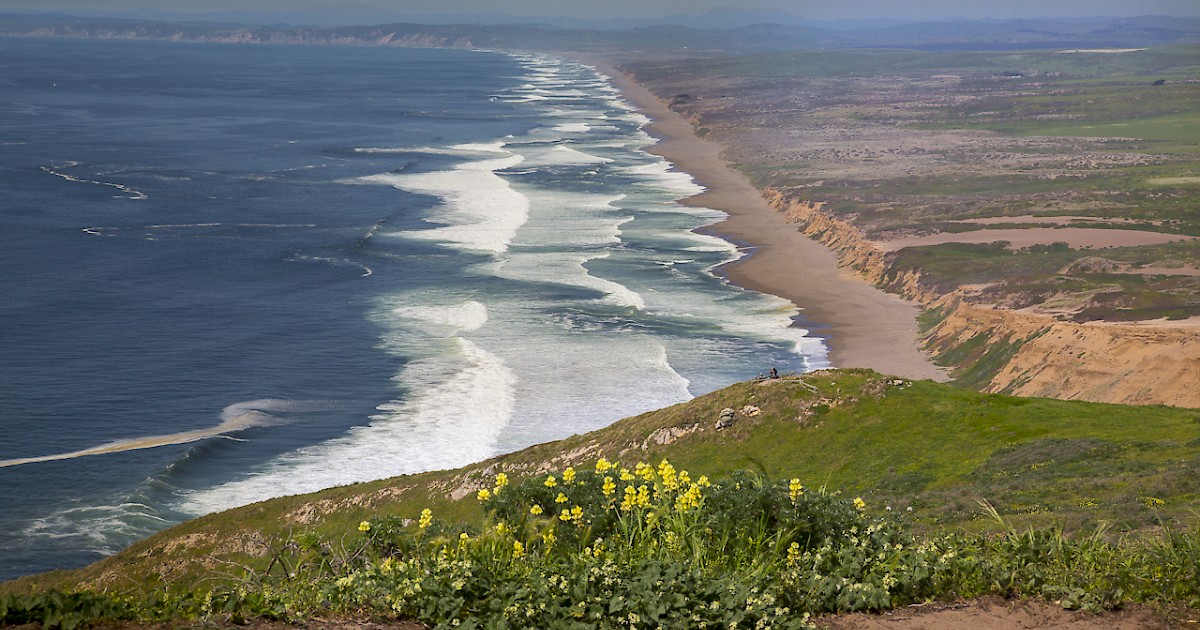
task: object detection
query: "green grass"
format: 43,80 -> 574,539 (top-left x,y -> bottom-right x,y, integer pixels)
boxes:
5,369 -> 1199,600
634,46 -> 1200,82
4,457 -> 1200,628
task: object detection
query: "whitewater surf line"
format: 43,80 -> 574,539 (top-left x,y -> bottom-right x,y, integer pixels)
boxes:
0,399 -> 291,468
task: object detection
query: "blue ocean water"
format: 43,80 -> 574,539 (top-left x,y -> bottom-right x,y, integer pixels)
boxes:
0,38 -> 827,581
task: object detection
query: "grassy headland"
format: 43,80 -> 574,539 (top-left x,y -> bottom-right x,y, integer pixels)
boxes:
3,370 -> 1198,626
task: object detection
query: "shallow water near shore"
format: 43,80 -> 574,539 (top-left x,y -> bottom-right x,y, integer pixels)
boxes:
0,38 -> 826,580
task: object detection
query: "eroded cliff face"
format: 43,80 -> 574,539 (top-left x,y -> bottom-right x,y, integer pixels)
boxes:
763,189 -> 933,302
924,295 -> 1200,407
763,188 -> 1200,408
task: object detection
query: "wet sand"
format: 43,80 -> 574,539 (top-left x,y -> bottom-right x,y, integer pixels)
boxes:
593,60 -> 947,381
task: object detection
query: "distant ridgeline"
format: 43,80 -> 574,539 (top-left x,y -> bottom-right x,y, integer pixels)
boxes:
1,13 -> 1199,53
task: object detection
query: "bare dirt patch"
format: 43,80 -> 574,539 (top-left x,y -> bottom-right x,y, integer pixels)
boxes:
870,227 -> 1194,252
818,596 -> 1177,630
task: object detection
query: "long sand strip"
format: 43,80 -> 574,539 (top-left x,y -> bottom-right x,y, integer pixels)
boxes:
597,62 -> 947,381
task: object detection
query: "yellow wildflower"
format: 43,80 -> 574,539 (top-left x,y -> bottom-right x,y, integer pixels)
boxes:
595,458 -> 613,473
675,484 -> 703,511
418,508 -> 433,529
619,468 -> 635,482
787,542 -> 801,566
602,476 -> 616,496
789,479 -> 804,502
512,540 -> 525,558
570,505 -> 584,524
495,522 -> 508,535
544,475 -> 557,488
696,475 -> 711,487
562,467 -> 576,485
555,492 -> 569,504
854,497 -> 866,512
530,504 -> 544,516
620,486 -> 637,511
358,520 -> 371,533
495,472 -> 509,490
477,488 -> 492,502
658,460 -> 678,490
559,508 -> 573,522
635,462 -> 655,482
459,532 -> 470,542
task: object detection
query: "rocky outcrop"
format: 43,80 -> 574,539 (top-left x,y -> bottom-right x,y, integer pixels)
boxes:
763,187 -> 1200,408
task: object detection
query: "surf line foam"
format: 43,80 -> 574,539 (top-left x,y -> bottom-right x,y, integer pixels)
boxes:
0,399 -> 294,468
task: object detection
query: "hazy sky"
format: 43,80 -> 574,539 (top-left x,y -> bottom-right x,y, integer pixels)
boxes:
5,0 -> 1200,21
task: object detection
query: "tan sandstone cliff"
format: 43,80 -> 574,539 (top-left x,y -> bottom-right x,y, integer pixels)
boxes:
762,188 -> 1200,408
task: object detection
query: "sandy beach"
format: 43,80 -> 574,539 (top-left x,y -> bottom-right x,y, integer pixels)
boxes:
591,61 -> 946,381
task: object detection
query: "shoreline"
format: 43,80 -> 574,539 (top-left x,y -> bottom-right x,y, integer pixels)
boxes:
591,59 -> 947,381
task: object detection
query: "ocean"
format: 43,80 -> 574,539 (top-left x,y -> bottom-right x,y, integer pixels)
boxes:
0,38 -> 827,581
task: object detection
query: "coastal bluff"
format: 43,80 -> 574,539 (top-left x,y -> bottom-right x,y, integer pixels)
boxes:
765,189 -> 1200,408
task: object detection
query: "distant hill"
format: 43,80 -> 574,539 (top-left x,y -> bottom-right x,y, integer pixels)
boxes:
1,12 -> 1197,52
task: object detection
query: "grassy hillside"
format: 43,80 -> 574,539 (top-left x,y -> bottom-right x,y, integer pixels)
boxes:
4,368 -> 1198,600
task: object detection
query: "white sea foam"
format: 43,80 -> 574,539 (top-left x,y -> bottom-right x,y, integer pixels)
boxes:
177,337 -> 516,514
624,161 -> 706,197
516,144 -> 613,168
390,300 -> 489,335
360,152 -> 529,255
492,251 -> 644,310
353,143 -> 507,156
291,254 -> 373,277
0,399 -> 307,469
40,163 -> 148,200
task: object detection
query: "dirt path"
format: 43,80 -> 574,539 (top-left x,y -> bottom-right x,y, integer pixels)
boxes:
819,596 -> 1180,629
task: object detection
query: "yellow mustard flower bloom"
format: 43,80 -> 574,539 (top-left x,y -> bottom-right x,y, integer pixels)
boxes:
562,467 -> 576,485
619,467 -> 635,482
512,540 -> 525,558
854,497 -> 866,511
789,479 -> 805,502
495,522 -> 508,535
530,504 -> 544,516
595,458 -> 612,474
544,475 -> 557,488
495,472 -> 509,489
635,462 -> 655,482
602,476 -> 616,496
658,459 -> 678,490
620,486 -> 637,511
555,492 -> 569,504
636,485 -> 651,507
358,520 -> 371,533
477,488 -> 492,502
418,508 -> 433,529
